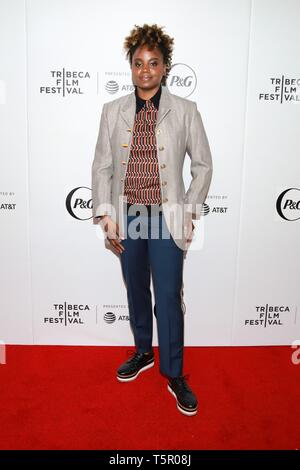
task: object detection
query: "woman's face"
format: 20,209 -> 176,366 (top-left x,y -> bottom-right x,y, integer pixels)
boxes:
131,45 -> 166,91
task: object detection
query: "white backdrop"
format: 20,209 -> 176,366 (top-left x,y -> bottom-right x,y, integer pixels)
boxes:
0,0 -> 299,346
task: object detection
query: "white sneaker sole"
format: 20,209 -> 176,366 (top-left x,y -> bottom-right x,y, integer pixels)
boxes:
167,384 -> 198,416
117,360 -> 154,382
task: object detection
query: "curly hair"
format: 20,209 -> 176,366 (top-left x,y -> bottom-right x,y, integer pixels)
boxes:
123,23 -> 174,86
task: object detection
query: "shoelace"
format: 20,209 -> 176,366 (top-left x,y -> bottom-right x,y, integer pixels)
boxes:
171,374 -> 192,392
126,349 -> 146,365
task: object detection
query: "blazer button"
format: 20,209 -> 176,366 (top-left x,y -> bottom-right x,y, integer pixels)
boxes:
156,129 -> 161,135
121,178 -> 124,182
121,161 -> 126,165
162,181 -> 167,186
163,197 -> 168,203
127,128 -> 132,132
160,163 -> 166,169
159,145 -> 164,151
122,143 -> 128,148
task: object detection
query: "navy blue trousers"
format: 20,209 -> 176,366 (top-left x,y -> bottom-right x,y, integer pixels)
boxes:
119,205 -> 184,378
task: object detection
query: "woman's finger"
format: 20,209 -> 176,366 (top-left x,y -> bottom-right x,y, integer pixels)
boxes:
108,237 -> 125,254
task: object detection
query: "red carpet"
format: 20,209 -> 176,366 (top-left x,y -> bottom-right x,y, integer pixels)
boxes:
0,345 -> 299,450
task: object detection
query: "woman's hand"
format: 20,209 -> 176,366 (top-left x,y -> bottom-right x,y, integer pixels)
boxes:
184,213 -> 195,250
99,216 -> 125,254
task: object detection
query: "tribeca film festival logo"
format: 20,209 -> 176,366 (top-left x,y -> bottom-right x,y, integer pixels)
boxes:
40,69 -> 91,97
43,303 -> 90,326
245,304 -> 292,327
276,188 -> 300,221
259,76 -> 300,103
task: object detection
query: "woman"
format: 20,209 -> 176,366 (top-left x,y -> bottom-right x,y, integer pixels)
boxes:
92,23 -> 213,416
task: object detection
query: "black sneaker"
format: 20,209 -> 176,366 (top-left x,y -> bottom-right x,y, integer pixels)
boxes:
117,349 -> 154,382
167,375 -> 198,416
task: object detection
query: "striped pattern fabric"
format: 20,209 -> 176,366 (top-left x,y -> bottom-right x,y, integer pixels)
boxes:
124,98 -> 161,205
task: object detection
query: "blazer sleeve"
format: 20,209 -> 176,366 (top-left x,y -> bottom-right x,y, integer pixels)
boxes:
91,103 -> 114,219
184,101 -> 213,219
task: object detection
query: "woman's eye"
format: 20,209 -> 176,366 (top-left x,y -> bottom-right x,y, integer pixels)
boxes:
134,62 -> 158,68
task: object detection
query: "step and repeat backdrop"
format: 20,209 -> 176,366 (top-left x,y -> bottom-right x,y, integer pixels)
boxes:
0,0 -> 299,346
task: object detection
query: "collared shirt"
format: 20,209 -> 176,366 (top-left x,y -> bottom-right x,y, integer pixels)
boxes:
96,84 -> 162,217
135,84 -> 162,113
123,85 -> 162,205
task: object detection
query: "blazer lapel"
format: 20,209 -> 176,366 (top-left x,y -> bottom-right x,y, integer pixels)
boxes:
157,85 -> 172,126
120,84 -> 172,128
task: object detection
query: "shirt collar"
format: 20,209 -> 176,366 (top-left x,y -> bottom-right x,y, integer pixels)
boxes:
135,84 -> 162,113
